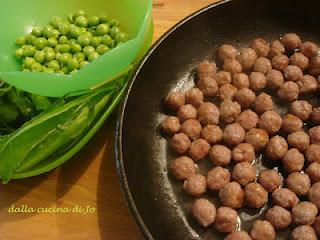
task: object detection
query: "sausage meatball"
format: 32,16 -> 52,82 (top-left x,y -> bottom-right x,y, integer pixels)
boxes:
266,69 -> 284,89
297,75 -> 318,95
312,216 -> 320,236
209,145 -> 232,166
306,162 -> 320,182
287,130 -> 310,152
281,114 -> 303,134
214,207 -> 238,233
291,225 -> 317,240
207,166 -> 231,191
237,47 -> 257,71
309,126 -> 320,144
215,70 -> 232,86
171,133 -> 191,155
162,116 -> 180,135
259,111 -> 282,136
185,88 -> 204,107
249,72 -> 267,92
309,56 -> 320,77
232,73 -> 250,89
271,54 -> 289,71
197,77 -> 218,97
286,172 -> 311,196
300,41 -> 319,59
272,188 -> 299,209
290,52 -> 310,71
250,220 -> 276,240
223,58 -> 243,74
269,40 -> 285,58
232,143 -> 255,163
220,99 -> 241,124
253,57 -> 272,74
181,119 -> 202,141
284,65 -> 304,81
177,104 -> 197,122
251,38 -> 270,57
234,88 -> 256,109
189,139 -> 211,161
265,136 -> 288,160
309,182 -> 320,208
236,110 -> 259,130
306,144 -> 320,163
183,174 -> 207,197
197,60 -> 216,80
218,44 -> 238,61
258,169 -> 282,193
170,156 -> 196,180
165,91 -> 185,110
219,83 -> 238,100
197,102 -> 220,125
290,100 -> 313,121
245,128 -> 269,152
232,162 -> 257,186
282,148 -> 305,173
292,201 -> 318,225
219,181 -> 244,209
245,182 -> 268,208
277,81 -> 300,102
223,123 -> 245,146
281,33 -> 301,52
191,198 -> 216,227
201,125 -> 223,144
311,107 -> 320,124
266,206 -> 292,229
253,93 -> 273,114
225,231 -> 252,240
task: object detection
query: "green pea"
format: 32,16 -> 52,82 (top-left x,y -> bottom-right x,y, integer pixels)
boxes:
61,66 -> 69,74
68,39 -> 77,44
60,44 -> 71,53
55,52 -> 62,61
34,51 -> 46,63
96,24 -> 109,36
79,60 -> 89,69
115,32 -> 128,43
43,46 -> 55,53
88,28 -> 96,37
91,36 -> 102,47
74,52 -> 85,62
32,27 -> 43,37
88,16 -> 100,27
67,58 -> 79,71
70,43 -> 82,53
23,68 -> 31,72
58,22 -> 71,35
15,48 -> 24,58
96,44 -> 109,55
23,57 -> 36,69
110,19 -> 119,27
68,14 -> 74,23
79,27 -> 88,36
15,37 -> 26,45
70,69 -> 78,75
25,34 -> 37,45
101,35 -> 113,47
47,60 -> 60,70
75,16 -> 88,28
74,10 -> 86,18
45,51 -> 56,62
52,29 -> 61,39
56,70 -> 64,74
109,26 -> 120,38
88,52 -> 100,62
82,46 -> 95,57
34,37 -> 48,50
50,16 -> 63,28
59,36 -> 69,44
48,37 -> 58,47
31,62 -> 43,72
59,53 -> 72,66
23,45 -> 36,57
69,25 -> 81,38
100,14 -> 109,23
43,25 -> 54,38
43,67 -> 56,74
77,34 -> 92,47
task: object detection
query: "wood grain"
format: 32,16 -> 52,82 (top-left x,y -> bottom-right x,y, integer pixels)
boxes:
0,1 -> 218,239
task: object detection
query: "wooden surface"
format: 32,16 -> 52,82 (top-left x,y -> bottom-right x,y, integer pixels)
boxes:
0,1 -> 218,239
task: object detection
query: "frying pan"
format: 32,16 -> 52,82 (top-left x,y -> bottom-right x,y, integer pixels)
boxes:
116,0 -> 320,239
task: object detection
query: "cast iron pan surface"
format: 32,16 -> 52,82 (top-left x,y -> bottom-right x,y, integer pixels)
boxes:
116,0 -> 320,239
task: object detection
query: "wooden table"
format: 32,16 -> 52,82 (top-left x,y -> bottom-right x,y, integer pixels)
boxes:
0,1 -> 218,239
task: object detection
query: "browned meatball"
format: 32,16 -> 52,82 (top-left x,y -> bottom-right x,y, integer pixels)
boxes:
300,41 -> 319,59
290,52 -> 310,71
291,225 -> 317,240
281,114 -> 303,134
219,181 -> 244,209
249,72 -> 267,91
201,125 -> 223,144
312,216 -> 320,236
197,60 -> 216,80
253,57 -> 272,74
215,70 -> 232,86
220,99 -> 241,124
197,102 -> 220,125
223,59 -> 243,74
266,206 -> 292,229
253,93 -> 273,114
232,162 -> 256,186
281,33 -> 301,52
282,148 -> 305,173
198,77 -> 219,97
259,111 -> 282,136
162,116 -> 180,135
258,169 -> 282,193
171,133 -> 191,154
287,130 -> 310,152
286,172 -> 311,196
185,88 -> 204,107
209,145 -> 232,166
232,73 -> 250,89
237,47 -> 257,71
297,75 -> 318,95
191,198 -> 216,227
225,231 -> 252,240
306,162 -> 320,182
218,44 -> 238,61
250,220 -> 276,240
207,166 -> 231,191
309,182 -> 320,208
271,54 -> 289,71
181,119 -> 202,141
165,91 -> 185,110
219,83 -> 238,100
265,136 -> 288,160
311,107 -> 320,124
223,123 -> 245,146
232,143 -> 255,163
251,38 -> 270,57
245,128 -> 269,152
272,188 -> 299,209
177,104 -> 197,122
309,126 -> 320,144
266,69 -> 284,89
189,139 -> 211,162
245,182 -> 268,208
234,88 -> 256,109
170,156 -> 196,180
269,40 -> 285,58
236,110 -> 259,130
284,65 -> 304,81
183,174 -> 207,197
309,56 -> 320,77
292,201 -> 318,225
306,144 -> 320,163
277,81 -> 300,102
214,207 -> 238,233
290,100 -> 313,121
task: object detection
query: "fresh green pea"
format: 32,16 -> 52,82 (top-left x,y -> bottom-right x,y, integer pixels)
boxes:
68,39 -> 77,44
96,24 -> 109,36
61,66 -> 69,74
67,58 -> 79,71
77,34 -> 92,47
34,37 -> 48,50
69,25 -> 81,38
43,46 -> 55,53
88,16 -> 100,27
79,27 -> 88,36
23,68 -> 31,72
100,14 -> 109,23
59,53 -> 72,66
50,16 -> 63,28
31,62 -> 43,72
25,34 -> 37,45
43,67 -> 55,74
32,27 -> 43,37
47,60 -> 60,70
23,45 -> 36,57
34,51 -> 46,63
115,32 -> 128,43
59,44 -> 71,53
70,43 -> 82,53
88,28 -> 96,36
74,52 -> 85,62
91,36 -> 102,47
15,48 -> 24,58
75,16 -> 88,28
15,37 -> 26,45
52,29 -> 61,39
74,10 -> 86,18
45,51 -> 56,62
48,37 -> 58,47
23,57 -> 36,69
58,22 -> 71,35
101,35 -> 113,47
56,70 -> 64,74
110,19 -> 119,27
96,44 -> 109,55
55,52 -> 62,61
82,46 -> 95,57
109,26 -> 120,38
59,36 -> 69,44
70,69 -> 78,75
43,25 -> 54,38
88,52 -> 100,62
79,60 -> 89,69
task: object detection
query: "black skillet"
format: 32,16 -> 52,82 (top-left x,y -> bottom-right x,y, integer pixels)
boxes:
116,0 -> 320,239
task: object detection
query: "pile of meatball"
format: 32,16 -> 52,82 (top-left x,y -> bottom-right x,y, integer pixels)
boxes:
161,33 -> 320,240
